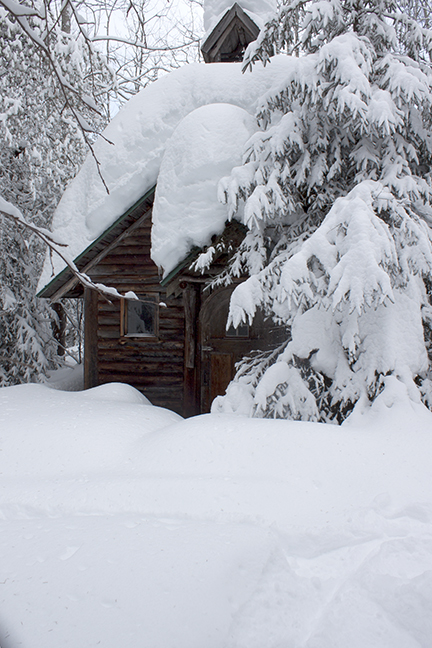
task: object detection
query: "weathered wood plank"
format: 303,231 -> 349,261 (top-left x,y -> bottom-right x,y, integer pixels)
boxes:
98,372 -> 183,386
98,339 -> 184,351
84,288 -> 99,389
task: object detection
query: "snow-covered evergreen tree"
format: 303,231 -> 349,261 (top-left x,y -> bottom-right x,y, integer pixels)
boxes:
0,6 -> 108,385
0,139 -> 83,385
211,0 -> 432,421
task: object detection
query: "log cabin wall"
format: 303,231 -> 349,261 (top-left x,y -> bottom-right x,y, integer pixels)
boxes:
85,214 -> 187,416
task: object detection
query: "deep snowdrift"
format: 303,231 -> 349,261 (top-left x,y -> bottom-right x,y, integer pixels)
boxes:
1,381 -> 432,647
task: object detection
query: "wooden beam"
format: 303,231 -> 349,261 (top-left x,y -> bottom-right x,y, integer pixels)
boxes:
182,283 -> 200,417
84,288 -> 99,389
183,284 -> 197,369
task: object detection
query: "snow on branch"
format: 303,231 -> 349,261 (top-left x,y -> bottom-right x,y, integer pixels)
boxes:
0,195 -> 136,302
0,0 -> 115,192
0,0 -> 44,18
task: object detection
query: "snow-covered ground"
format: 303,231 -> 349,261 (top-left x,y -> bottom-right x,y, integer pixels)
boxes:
1,380 -> 432,647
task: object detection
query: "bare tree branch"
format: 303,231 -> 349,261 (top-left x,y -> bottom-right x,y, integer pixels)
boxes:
92,33 -> 200,50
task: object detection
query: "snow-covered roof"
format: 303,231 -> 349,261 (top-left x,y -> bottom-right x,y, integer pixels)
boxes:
38,57 -> 293,293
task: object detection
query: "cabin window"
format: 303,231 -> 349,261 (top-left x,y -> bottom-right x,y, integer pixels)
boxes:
226,322 -> 249,338
121,295 -> 158,338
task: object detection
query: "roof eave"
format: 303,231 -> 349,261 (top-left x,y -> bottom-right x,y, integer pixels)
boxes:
37,185 -> 156,300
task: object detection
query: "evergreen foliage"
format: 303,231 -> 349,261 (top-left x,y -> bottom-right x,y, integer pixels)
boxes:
212,0 -> 432,421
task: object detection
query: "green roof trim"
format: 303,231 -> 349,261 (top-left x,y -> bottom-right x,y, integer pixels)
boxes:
37,185 -> 156,298
160,246 -> 201,287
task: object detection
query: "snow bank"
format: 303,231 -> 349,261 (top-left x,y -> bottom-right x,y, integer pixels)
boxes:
0,384 -> 180,479
38,57 -> 294,291
1,383 -> 432,647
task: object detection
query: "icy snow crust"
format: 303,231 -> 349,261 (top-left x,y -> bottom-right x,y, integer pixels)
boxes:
1,382 -> 432,647
38,58 -> 293,292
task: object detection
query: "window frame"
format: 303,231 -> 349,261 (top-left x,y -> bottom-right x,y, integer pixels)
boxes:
120,293 -> 159,339
225,322 -> 250,338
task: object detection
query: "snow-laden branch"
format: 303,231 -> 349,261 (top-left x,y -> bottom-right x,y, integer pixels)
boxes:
0,196 -> 136,302
0,0 -> 44,19
0,0 -> 115,192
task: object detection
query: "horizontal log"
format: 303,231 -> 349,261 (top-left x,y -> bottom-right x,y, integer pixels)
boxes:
97,372 -> 183,387
98,316 -> 121,326
96,306 -> 183,319
96,252 -> 153,263
98,330 -> 122,339
102,244 -> 155,256
98,339 -> 184,351
160,318 -> 185,327
89,269 -> 160,280
98,359 -> 184,369
158,331 -> 186,342
97,252 -> 152,271
116,242 -> 151,251
97,302 -> 121,313
100,236 -> 150,246
116,383 -> 183,393
122,224 -> 151,235
138,399 -> 183,411
98,350 -> 184,362
97,326 -> 184,340
97,349 -> 184,360
98,341 -> 184,352
133,387 -> 183,397
96,380 -> 183,404
98,362 -> 183,375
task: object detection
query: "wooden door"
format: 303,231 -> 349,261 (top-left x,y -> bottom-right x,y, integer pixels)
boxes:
210,353 -> 233,404
199,286 -> 285,412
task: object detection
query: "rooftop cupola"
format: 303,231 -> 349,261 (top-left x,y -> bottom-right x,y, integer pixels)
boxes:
201,0 -> 276,63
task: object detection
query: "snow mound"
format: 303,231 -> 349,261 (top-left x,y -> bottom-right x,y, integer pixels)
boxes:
151,103 -> 256,276
80,381 -> 152,405
38,57 -> 294,291
0,384 -> 181,479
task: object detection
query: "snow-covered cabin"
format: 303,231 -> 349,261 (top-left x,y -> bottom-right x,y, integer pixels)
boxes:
38,0 -> 286,416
